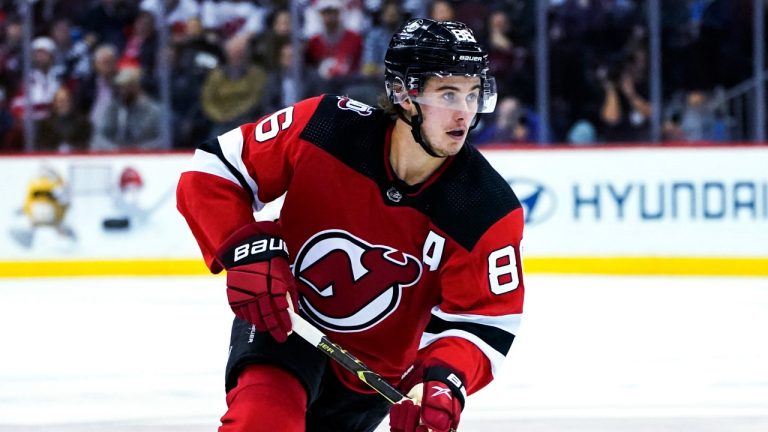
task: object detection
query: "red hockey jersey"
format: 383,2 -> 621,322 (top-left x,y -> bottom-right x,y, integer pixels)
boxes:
177,94 -> 525,396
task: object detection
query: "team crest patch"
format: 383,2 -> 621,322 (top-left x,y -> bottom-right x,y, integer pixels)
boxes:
293,230 -> 422,332
336,96 -> 374,116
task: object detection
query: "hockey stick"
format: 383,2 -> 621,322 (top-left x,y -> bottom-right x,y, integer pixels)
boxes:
289,310 -> 459,432
288,309 -> 406,404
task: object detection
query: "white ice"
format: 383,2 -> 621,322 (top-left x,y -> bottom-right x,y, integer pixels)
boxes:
1,274 -> 767,431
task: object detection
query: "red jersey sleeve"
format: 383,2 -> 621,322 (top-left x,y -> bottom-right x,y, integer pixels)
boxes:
415,207 -> 525,394
176,96 -> 324,272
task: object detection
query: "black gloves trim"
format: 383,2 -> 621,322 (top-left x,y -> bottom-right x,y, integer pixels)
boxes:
219,234 -> 289,268
423,366 -> 467,409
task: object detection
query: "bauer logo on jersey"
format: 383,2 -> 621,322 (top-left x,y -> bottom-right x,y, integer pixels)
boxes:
336,96 -> 374,116
294,230 -> 422,332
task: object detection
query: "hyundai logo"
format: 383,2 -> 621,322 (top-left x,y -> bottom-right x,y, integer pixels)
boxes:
506,178 -> 557,226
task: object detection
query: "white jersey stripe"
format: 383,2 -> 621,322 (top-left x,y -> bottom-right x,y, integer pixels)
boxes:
217,128 -> 263,211
418,306 -> 522,376
419,329 -> 507,376
187,128 -> 265,212
188,148 -> 239,185
430,306 -> 522,336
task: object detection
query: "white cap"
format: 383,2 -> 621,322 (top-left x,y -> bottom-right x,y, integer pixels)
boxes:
316,0 -> 344,11
32,37 -> 56,54
114,66 -> 142,85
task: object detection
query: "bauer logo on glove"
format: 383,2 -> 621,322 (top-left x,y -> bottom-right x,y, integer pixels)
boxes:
233,237 -> 288,263
215,221 -> 298,343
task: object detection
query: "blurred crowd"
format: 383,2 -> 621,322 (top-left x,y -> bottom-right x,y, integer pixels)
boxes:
0,0 -> 764,152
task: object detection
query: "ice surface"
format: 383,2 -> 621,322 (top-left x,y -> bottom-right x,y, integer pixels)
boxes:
1,275 -> 767,431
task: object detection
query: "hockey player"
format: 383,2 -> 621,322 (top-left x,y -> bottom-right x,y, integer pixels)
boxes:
177,18 -> 524,432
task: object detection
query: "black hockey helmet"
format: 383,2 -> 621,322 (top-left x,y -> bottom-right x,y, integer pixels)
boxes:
384,18 -> 497,114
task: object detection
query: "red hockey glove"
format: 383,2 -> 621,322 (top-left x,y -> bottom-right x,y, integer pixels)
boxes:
389,399 -> 423,432
215,221 -> 298,343
390,365 -> 465,432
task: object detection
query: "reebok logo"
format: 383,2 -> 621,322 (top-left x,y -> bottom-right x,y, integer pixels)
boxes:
431,385 -> 452,400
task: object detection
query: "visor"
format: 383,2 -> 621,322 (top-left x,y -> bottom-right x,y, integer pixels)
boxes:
391,75 -> 498,114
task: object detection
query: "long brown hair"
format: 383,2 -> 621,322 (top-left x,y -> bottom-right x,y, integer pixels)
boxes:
378,93 -> 399,119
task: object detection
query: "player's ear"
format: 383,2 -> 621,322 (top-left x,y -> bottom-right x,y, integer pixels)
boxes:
400,96 -> 414,113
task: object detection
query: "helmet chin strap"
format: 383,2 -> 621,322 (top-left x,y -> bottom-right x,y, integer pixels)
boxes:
395,101 -> 484,159
396,102 -> 443,159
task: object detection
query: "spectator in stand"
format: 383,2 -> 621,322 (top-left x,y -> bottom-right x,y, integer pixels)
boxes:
361,0 -> 404,78
174,17 -> 223,75
170,17 -> 223,148
662,90 -> 731,143
93,64 -> 163,151
78,0 -> 139,52
303,0 -> 367,38
662,112 -> 686,142
566,119 -> 597,145
304,0 -> 363,86
121,10 -> 160,96
169,44 -> 206,148
485,9 -> 514,56
251,8 -> 292,71
140,0 -> 200,35
596,47 -> 652,143
74,44 -> 119,136
260,39 -> 322,115
2,34 -> 65,152
474,96 -> 538,145
428,0 -> 455,22
0,14 -> 23,102
547,0 -> 645,142
678,90 -> 713,142
201,34 -> 267,140
10,37 -> 62,123
49,18 -> 92,84
0,87 -> 16,151
37,86 -> 92,152
200,0 -> 267,40
673,89 -> 730,142
481,8 -> 534,102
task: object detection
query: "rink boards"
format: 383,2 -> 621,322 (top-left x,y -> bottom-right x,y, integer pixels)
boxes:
1,145 -> 767,276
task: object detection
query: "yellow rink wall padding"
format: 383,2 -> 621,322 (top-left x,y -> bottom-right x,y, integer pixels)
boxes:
522,257 -> 768,277
0,259 -> 211,277
1,257 -> 766,277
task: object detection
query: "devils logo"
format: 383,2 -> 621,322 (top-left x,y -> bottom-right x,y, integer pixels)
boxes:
294,230 -> 422,332
336,96 -> 374,116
